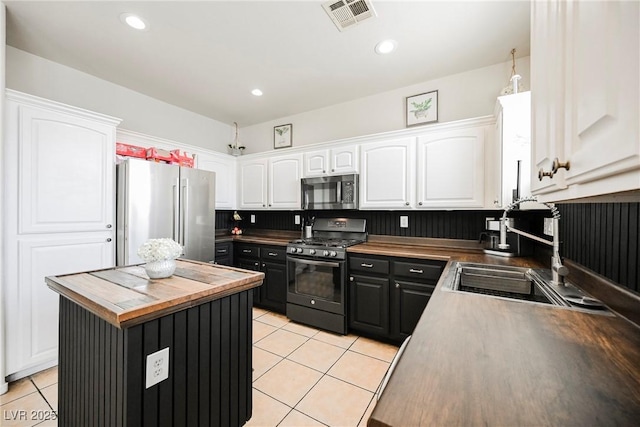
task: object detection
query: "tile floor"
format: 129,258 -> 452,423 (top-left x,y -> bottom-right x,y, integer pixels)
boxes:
0,307 -> 398,426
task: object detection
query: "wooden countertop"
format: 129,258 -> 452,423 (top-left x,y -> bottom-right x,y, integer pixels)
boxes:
366,245 -> 640,426
45,259 -> 264,329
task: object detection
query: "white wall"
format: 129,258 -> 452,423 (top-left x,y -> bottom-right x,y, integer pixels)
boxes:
5,46 -> 232,152
240,57 -> 530,154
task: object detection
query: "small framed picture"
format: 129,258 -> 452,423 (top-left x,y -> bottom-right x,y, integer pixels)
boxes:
274,124 -> 293,149
406,90 -> 438,127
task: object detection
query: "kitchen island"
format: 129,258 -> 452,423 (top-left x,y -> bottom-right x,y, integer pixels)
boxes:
46,259 -> 264,427
354,241 -> 640,426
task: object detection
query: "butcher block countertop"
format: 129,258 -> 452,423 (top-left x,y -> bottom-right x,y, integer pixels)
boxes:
355,238 -> 640,427
45,259 -> 264,329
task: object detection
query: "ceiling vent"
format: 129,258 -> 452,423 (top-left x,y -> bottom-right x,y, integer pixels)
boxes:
322,0 -> 377,32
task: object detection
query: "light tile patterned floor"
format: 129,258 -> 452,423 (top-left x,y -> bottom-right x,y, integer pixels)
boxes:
0,307 -> 398,426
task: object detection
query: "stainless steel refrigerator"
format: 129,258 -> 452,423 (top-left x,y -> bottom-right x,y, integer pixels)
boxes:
116,158 -> 216,265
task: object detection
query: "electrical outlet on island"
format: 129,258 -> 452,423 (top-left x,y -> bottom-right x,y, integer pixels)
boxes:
146,347 -> 170,389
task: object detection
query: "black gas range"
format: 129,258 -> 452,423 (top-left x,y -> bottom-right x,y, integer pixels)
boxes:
286,218 -> 367,334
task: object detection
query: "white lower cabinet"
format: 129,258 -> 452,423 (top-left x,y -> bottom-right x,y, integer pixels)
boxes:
5,234 -> 114,375
416,127 -> 486,208
360,138 -> 415,209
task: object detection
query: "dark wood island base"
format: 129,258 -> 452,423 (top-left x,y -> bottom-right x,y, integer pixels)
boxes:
46,259 -> 264,427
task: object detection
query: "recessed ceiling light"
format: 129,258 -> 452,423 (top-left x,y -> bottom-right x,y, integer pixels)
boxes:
375,39 -> 397,55
251,89 -> 263,96
120,13 -> 147,31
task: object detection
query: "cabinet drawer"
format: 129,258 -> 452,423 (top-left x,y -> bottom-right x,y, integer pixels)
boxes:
394,261 -> 444,282
350,257 -> 389,275
261,246 -> 286,262
236,244 -> 259,258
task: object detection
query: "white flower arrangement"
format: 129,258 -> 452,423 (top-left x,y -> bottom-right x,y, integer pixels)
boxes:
137,238 -> 183,262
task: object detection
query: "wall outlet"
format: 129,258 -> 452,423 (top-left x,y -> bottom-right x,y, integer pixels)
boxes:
543,217 -> 554,236
146,347 -> 169,389
294,214 -> 301,225
251,214 -> 256,224
400,215 -> 409,228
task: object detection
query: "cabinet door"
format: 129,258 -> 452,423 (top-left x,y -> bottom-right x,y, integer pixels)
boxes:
197,153 -> 237,209
261,261 -> 287,313
269,154 -> 302,209
348,274 -> 389,337
238,159 -> 268,209
5,233 -> 114,375
330,145 -> 359,175
392,281 -> 435,341
530,0 -> 568,196
17,105 -> 115,233
416,127 -> 485,208
561,0 -> 639,190
360,138 -> 415,209
303,149 -> 329,177
237,258 -> 261,304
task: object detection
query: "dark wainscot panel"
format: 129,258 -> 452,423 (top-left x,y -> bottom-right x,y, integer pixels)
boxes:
58,291 -> 252,427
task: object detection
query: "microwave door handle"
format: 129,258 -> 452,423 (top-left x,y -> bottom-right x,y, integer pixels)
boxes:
336,181 -> 342,203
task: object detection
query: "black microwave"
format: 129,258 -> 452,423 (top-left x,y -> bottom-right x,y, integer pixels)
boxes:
301,174 -> 358,210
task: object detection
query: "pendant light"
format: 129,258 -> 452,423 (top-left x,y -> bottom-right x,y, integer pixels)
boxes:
500,48 -> 524,96
228,122 -> 245,156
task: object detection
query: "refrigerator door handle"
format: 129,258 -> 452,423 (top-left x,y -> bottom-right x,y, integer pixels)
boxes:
181,178 -> 189,250
173,180 -> 180,243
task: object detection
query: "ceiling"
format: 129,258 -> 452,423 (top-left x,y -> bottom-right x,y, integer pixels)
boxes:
4,1 -> 531,127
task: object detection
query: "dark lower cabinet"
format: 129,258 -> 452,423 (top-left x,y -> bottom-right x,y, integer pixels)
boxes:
235,243 -> 287,313
392,280 -> 435,340
214,241 -> 233,266
348,254 -> 445,343
58,290 -> 253,427
349,274 -> 389,336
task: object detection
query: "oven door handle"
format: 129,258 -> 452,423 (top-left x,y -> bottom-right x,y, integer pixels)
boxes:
288,256 -> 341,268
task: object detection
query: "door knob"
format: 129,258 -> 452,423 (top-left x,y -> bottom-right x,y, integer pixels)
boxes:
551,158 -> 570,174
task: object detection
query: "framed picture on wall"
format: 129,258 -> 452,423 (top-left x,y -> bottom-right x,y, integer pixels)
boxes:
406,90 -> 438,127
274,124 -> 293,149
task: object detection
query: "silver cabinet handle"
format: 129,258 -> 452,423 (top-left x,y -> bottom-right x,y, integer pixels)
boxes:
361,263 -> 373,268
395,283 -> 400,288
268,252 -> 278,257
242,249 -> 252,253
350,276 -> 354,281
409,269 -> 423,274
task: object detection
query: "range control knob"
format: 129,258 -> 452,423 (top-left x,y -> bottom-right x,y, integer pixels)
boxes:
289,247 -> 297,253
323,250 -> 330,256
329,251 -> 337,257
309,249 -> 316,255
296,247 -> 303,253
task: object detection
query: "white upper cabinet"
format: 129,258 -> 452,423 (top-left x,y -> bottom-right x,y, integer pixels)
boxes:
10,97 -> 118,234
238,158 -> 268,209
269,154 -> 303,209
196,152 -> 237,209
303,144 -> 358,177
531,0 -> 640,201
360,138 -> 415,209
416,126 -> 486,209
238,153 -> 302,210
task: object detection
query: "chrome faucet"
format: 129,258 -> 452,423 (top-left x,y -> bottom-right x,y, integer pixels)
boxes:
499,196 -> 569,286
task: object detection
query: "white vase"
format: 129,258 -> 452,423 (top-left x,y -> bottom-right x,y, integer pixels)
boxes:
145,259 -> 176,279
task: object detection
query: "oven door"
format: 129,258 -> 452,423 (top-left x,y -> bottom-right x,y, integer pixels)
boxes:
287,255 -> 346,315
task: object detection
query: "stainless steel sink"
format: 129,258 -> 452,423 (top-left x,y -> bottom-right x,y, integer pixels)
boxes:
443,262 -> 610,314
